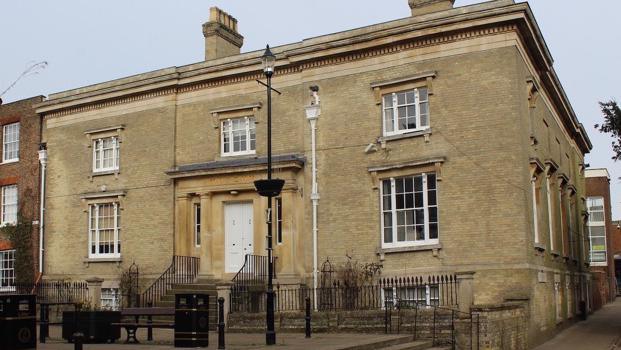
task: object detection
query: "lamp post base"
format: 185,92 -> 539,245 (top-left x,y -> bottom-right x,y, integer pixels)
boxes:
266,288 -> 276,345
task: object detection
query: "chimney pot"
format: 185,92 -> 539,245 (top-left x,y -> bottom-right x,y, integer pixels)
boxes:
408,0 -> 455,16
203,7 -> 244,60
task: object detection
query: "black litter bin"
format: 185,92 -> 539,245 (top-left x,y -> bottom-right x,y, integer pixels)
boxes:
0,294 -> 36,350
174,293 -> 209,348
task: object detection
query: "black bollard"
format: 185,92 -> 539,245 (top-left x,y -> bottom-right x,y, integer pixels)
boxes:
147,302 -> 153,341
72,303 -> 83,350
73,332 -> 84,350
39,304 -> 46,343
305,297 -> 311,338
218,297 -> 225,350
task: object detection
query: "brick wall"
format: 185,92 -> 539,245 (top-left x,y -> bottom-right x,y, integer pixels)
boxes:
0,96 -> 44,279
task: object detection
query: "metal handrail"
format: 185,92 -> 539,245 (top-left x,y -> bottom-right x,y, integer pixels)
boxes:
140,256 -> 199,307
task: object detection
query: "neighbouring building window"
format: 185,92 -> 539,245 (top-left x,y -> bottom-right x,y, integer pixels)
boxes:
101,288 -> 121,310
2,123 -> 20,163
276,197 -> 283,244
92,137 -> 120,173
1,185 -> 18,226
587,197 -> 607,264
381,173 -> 438,248
0,250 -> 15,291
382,88 -> 429,136
384,285 -> 439,308
221,117 -> 256,156
88,202 -> 121,258
194,204 -> 201,247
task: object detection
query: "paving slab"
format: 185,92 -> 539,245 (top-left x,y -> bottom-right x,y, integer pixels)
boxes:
534,298 -> 621,350
38,326 -> 414,350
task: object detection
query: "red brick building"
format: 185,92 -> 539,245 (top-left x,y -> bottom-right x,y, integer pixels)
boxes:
585,168 -> 617,309
0,96 -> 44,286
612,220 -> 621,295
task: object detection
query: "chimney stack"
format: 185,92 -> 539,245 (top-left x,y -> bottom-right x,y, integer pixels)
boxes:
202,7 -> 244,60
408,0 -> 455,16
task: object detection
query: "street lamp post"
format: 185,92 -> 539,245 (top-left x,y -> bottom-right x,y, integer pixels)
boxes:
254,45 -> 282,346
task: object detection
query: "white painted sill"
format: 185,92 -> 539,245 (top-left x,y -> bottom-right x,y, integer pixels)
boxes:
381,128 -> 432,142
0,159 -> 19,165
380,243 -> 442,254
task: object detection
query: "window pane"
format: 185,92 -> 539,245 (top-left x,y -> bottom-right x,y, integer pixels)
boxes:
397,93 -> 406,105
415,209 -> 424,225
383,213 -> 392,228
428,190 -> 437,206
406,226 -> 416,241
396,178 -> 404,193
429,207 -> 438,223
406,91 -> 416,104
397,226 -> 406,241
382,180 -> 392,195
383,95 -> 393,108
383,195 -> 391,211
405,193 -> 414,208
397,211 -> 405,226
416,225 -> 425,240
384,228 -> 393,243
406,210 -> 414,226
396,194 -> 405,210
429,223 -> 438,239
419,88 -> 428,101
414,176 -> 423,192
384,109 -> 394,133
414,192 -> 423,208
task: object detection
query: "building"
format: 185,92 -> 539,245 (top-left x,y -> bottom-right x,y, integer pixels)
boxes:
37,0 -> 592,347
0,96 -> 45,287
585,168 -> 617,308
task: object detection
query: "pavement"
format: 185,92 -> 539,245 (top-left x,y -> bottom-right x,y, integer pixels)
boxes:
534,298 -> 621,350
38,326 -> 416,350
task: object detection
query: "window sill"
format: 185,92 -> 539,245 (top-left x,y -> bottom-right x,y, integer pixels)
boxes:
534,243 -> 546,252
83,257 -> 122,264
221,152 -> 257,158
92,170 -> 119,176
590,262 -> 608,267
379,243 -> 442,255
0,159 -> 19,165
381,128 -> 431,142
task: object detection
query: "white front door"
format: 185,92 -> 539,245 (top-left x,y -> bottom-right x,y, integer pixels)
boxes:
225,202 -> 254,273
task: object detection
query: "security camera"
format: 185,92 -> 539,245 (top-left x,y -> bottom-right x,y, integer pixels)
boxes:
364,143 -> 378,154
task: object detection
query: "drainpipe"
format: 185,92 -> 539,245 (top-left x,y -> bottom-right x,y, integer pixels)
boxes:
38,145 -> 48,274
305,86 -> 321,311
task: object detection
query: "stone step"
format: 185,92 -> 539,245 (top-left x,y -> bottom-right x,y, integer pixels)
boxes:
339,335 -> 414,350
170,283 -> 218,291
378,340 -> 434,350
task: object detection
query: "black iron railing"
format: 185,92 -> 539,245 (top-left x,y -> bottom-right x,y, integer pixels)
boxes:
0,281 -> 89,304
230,274 -> 458,313
230,254 -> 277,313
140,256 -> 199,307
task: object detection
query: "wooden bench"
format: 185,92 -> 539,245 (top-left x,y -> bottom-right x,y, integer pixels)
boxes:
112,307 -> 175,344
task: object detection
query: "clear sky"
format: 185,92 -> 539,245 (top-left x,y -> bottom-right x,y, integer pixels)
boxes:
1,0 -> 619,218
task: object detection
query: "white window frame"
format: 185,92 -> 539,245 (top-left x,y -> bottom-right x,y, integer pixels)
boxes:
88,202 -> 121,259
383,284 -> 439,309
221,116 -> 256,157
587,196 -> 607,265
194,204 -> 201,247
1,185 -> 18,226
92,136 -> 120,173
276,197 -> 283,244
380,173 -> 438,248
0,249 -> 15,292
382,88 -> 429,137
2,122 -> 20,163
101,288 -> 121,311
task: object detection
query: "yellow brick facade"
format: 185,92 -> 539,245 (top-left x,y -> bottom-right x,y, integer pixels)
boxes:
37,1 -> 592,346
